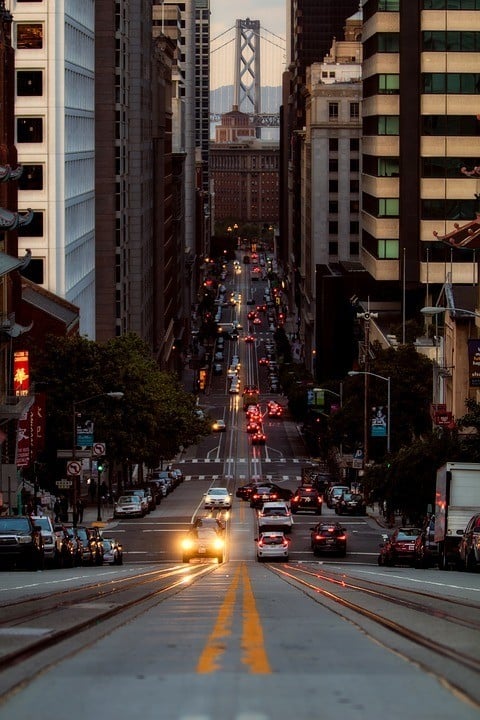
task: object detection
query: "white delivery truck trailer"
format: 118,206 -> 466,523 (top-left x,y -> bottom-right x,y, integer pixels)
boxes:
434,461 -> 480,569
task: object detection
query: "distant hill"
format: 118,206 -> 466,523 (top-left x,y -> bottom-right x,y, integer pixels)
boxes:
210,85 -> 282,115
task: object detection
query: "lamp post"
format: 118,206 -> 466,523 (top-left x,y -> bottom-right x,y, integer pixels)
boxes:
348,371 -> 391,462
72,391 -> 124,527
317,385 -> 343,456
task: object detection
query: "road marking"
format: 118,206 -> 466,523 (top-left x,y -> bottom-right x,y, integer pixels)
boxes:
196,563 -> 271,674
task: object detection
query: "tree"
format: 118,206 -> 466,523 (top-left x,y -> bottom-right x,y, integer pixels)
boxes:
32,333 -> 210,489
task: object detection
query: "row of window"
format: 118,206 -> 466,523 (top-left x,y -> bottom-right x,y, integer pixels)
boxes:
329,103 -> 360,119
328,221 -> 359,235
365,31 -> 480,56
363,194 -> 478,220
362,156 -> 480,178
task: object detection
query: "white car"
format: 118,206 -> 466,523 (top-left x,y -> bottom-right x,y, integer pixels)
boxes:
229,379 -> 240,393
204,487 -> 232,510
255,531 -> 290,562
114,495 -> 144,518
227,365 -> 238,378
257,502 -> 294,533
31,515 -> 56,563
212,419 -> 226,432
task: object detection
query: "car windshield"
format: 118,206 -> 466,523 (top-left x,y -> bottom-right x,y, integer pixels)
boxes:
75,528 -> 89,542
317,526 -> 340,536
0,518 -> 31,533
263,507 -> 287,516
102,540 -> 113,551
32,517 -> 52,530
397,529 -> 421,539
118,495 -> 140,503
208,489 -> 228,496
261,535 -> 285,545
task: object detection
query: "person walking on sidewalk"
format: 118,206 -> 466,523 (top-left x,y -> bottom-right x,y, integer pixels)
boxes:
76,498 -> 84,523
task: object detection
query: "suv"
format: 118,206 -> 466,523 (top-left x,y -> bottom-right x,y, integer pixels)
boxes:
0,516 -> 44,570
290,486 -> 323,515
459,512 -> 480,572
181,527 -> 225,563
31,515 -> 56,566
325,485 -> 350,509
257,502 -> 294,533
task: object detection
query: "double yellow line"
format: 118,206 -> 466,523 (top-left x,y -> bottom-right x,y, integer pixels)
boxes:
196,562 -> 272,674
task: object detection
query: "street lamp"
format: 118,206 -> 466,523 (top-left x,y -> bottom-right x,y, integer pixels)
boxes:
421,306 -> 480,320
72,391 -> 124,526
348,371 -> 391,460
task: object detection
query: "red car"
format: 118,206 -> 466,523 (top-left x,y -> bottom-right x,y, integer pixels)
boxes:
267,401 -> 283,418
259,357 -> 270,366
244,335 -> 255,343
378,527 -> 421,567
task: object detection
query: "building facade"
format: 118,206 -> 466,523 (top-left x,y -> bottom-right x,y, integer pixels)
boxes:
9,0 -> 96,338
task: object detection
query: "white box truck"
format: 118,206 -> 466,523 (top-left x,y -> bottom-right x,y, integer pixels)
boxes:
434,462 -> 480,569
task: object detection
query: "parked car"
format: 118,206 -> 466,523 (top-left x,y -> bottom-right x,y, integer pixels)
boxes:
0,516 -> 44,570
213,363 -> 223,376
310,522 -> 347,557
101,537 -> 123,565
255,531 -> 290,562
257,502 -> 294,533
290,486 -> 323,515
458,512 -> 480,572
123,489 -> 149,514
414,516 -> 440,568
325,485 -> 350,509
146,481 -> 163,506
113,495 -> 145,518
31,515 -> 56,566
378,527 -> 421,567
181,526 -> 225,563
335,492 -> 367,516
204,487 -> 232,510
65,525 -> 104,566
212,419 -> 226,432
53,522 -> 77,568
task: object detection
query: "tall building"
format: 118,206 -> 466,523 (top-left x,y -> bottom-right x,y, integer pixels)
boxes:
361,0 -> 480,307
9,0 -> 96,338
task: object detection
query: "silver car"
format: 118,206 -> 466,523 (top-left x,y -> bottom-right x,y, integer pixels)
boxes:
255,532 -> 290,562
204,487 -> 232,510
257,502 -> 294,533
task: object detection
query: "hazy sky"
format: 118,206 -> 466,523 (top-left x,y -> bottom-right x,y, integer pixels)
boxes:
210,0 -> 286,89
210,0 -> 286,41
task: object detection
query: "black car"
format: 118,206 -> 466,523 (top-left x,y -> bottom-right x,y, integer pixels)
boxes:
310,522 -> 347,557
458,512 -> 480,572
236,481 -> 258,501
0,516 -> 44,570
249,483 -> 293,508
66,525 -> 104,566
414,516 -> 440,569
290,486 -> 323,515
335,492 -> 367,516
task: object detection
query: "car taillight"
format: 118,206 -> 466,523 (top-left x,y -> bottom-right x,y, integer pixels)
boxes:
337,535 -> 346,541
294,496 -> 300,502
282,541 -> 288,548
314,534 -> 322,540
258,540 -> 264,547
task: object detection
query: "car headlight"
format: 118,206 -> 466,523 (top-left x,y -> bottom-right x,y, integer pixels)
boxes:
18,535 -> 33,544
213,537 -> 224,550
182,538 -> 194,550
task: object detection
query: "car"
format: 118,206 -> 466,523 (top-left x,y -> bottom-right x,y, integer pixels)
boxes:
169,468 -> 184,485
335,492 -> 367,516
236,481 -> 260,500
258,356 -> 269,366
246,420 -> 261,433
213,363 -> 222,375
458,512 -> 480,572
214,351 -> 224,361
204,487 -> 232,510
325,485 -> 350,509
101,537 -> 123,565
310,522 -> 347,557
247,310 -> 256,320
146,480 -> 164,506
150,469 -> 174,492
181,527 -> 225,563
212,419 -> 226,432
253,316 -> 262,325
290,486 -> 323,515
251,429 -> 267,444
52,522 -> 77,567
255,531 -> 290,562
0,516 -> 45,570
114,495 -> 145,518
193,515 -> 226,534
66,525 -> 104,566
257,502 -> 294,533
123,489 -> 149,514
378,527 -> 421,567
250,486 -> 280,509
227,365 -> 238,378
229,379 -> 240,393
231,355 -> 240,367
30,515 -> 57,565
414,516 -> 440,569
267,401 -> 283,418
244,334 -> 255,343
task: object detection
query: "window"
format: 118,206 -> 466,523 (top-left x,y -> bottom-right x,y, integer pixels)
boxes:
20,258 -> 44,284
350,138 -> 359,152
329,201 -> 338,213
378,116 -> 399,135
18,211 -> 43,237
423,31 -> 480,51
377,239 -> 399,259
350,180 -> 359,193
329,180 -> 338,193
350,159 -> 359,172
329,158 -> 338,172
378,74 -> 399,94
423,1 -> 480,8
350,102 -> 360,118
329,221 -> 338,234
379,0 -> 400,8
377,32 -> 400,52
16,24 -> 43,49
18,164 -> 43,191
423,73 -> 480,94
329,138 -> 338,151
17,71 -> 43,96
329,103 -> 339,119
350,200 -> 359,213
329,241 -> 339,255
350,221 -> 359,234
379,198 -> 399,217
350,241 -> 360,255
17,118 -> 43,143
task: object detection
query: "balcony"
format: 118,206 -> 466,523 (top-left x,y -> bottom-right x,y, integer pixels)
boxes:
0,390 -> 35,419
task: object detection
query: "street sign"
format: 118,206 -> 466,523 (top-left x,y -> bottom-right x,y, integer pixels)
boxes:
67,460 -> 82,476
57,449 -> 91,459
56,479 -> 73,489
93,442 -> 106,457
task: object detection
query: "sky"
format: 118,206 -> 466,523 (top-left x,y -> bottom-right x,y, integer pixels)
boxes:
210,0 -> 286,89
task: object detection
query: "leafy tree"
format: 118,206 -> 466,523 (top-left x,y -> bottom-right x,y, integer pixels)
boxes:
32,333 -> 209,488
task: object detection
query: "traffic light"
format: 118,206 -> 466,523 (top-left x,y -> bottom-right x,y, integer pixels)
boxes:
97,459 -> 104,473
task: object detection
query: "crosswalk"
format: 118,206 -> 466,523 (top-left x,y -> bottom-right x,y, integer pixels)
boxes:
177,457 -> 306,464
184,474 -> 303,483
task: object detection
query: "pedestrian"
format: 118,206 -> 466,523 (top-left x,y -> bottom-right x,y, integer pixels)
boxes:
54,499 -> 61,523
100,480 -> 108,501
76,498 -> 84,523
89,479 -> 96,501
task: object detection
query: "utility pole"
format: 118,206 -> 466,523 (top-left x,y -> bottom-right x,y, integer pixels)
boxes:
357,310 -> 378,467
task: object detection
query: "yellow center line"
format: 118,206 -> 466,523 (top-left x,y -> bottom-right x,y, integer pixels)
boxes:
241,563 -> 272,673
196,565 -> 241,673
196,562 -> 271,674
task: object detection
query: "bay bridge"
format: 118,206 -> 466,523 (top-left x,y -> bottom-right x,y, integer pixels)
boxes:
210,18 -> 286,129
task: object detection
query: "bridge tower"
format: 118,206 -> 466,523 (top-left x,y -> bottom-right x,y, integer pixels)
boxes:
233,18 -> 261,120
